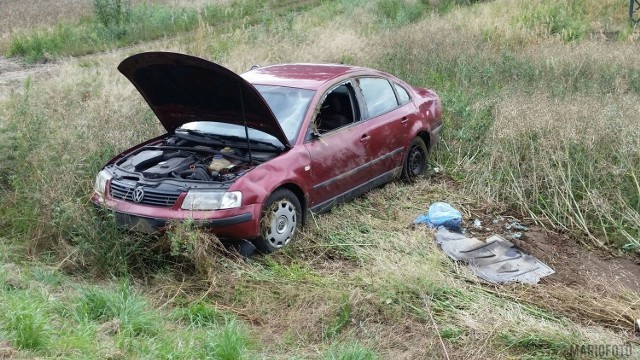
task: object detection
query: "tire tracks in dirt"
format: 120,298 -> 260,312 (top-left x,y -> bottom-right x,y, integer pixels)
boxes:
0,56 -> 52,101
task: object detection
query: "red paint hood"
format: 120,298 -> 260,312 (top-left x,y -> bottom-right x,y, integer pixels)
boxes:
118,52 -> 291,148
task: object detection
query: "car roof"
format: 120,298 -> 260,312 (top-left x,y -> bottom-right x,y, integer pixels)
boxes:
241,63 -> 369,90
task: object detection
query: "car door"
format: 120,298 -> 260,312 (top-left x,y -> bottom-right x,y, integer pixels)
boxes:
354,77 -> 411,177
304,81 -> 369,211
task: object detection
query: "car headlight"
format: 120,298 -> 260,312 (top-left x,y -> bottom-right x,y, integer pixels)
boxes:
181,191 -> 242,210
94,170 -> 112,196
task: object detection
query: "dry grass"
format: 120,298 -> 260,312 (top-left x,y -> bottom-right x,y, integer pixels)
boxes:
366,0 -> 640,248
1,0 -> 640,358
0,0 -> 92,39
135,180 -> 638,358
475,92 -> 640,244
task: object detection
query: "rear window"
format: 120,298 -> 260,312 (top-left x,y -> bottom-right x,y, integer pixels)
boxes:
358,77 -> 397,118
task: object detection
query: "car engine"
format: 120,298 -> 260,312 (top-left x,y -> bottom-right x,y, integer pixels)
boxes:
113,137 -> 275,184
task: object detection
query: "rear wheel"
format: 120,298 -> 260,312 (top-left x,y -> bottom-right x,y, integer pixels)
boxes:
402,137 -> 428,182
254,189 -> 301,253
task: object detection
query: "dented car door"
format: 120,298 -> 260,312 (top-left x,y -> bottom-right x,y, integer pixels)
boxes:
304,125 -> 371,212
303,82 -> 371,211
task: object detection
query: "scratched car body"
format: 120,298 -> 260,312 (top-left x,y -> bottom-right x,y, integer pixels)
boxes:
91,52 -> 443,252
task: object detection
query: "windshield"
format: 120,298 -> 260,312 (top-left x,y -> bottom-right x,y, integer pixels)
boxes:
178,85 -> 314,145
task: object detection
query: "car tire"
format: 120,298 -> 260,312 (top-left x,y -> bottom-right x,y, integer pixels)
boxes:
402,137 -> 428,183
254,188 -> 301,253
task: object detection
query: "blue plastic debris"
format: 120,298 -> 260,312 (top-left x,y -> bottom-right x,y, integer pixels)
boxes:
413,202 -> 462,231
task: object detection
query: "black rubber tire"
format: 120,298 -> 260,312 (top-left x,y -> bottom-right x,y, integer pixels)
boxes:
402,137 -> 428,183
254,189 -> 302,253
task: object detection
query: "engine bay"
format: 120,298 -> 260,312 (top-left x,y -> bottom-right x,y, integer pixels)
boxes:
113,136 -> 278,183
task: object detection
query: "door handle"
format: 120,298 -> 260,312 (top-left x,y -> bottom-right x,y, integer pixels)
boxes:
360,134 -> 370,143
400,117 -> 409,125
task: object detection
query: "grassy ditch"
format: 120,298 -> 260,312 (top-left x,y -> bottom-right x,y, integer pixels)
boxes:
366,0 -> 640,251
0,0 -> 639,358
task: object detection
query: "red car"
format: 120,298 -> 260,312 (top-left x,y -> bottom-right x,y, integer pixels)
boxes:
92,52 -> 442,252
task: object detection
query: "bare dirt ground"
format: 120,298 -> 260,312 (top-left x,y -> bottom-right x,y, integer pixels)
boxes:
466,209 -> 640,330
0,56 -> 52,101
466,214 -> 640,292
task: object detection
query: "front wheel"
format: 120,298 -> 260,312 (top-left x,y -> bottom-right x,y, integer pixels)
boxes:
254,189 -> 301,253
402,137 -> 428,183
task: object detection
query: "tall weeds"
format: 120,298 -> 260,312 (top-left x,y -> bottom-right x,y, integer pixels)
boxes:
0,1 -> 636,357
371,0 -> 640,249
477,93 -> 640,249
93,0 -> 131,39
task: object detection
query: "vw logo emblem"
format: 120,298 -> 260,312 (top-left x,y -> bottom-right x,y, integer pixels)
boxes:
132,187 -> 145,203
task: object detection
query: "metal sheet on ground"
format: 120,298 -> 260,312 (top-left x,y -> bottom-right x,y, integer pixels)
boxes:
435,227 -> 555,285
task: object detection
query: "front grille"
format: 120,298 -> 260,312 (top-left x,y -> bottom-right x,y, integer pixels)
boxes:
109,180 -> 182,207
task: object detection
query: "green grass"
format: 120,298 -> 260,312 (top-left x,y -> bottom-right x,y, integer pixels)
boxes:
518,0 -> 590,42
0,274 -> 98,356
0,0 -> 639,358
323,296 -> 352,340
5,0 -> 320,63
323,342 -> 378,360
7,4 -> 197,63
438,325 -> 464,342
0,265 -> 260,358
74,282 -> 160,336
375,0 -> 427,24
201,320 -> 250,360
2,293 -> 50,350
375,0 -> 488,23
175,301 -> 228,328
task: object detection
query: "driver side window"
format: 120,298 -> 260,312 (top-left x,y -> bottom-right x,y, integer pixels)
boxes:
314,83 -> 358,135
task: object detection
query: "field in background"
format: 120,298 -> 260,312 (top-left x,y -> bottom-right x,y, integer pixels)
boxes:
0,0 -> 230,43
1,0 -> 316,62
0,0 -> 639,358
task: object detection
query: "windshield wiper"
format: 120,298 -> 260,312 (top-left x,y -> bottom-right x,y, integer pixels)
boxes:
175,128 -> 225,143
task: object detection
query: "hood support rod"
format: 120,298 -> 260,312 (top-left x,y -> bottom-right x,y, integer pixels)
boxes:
239,85 -> 254,165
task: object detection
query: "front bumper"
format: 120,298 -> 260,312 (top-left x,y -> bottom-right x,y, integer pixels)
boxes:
111,210 -> 252,234
91,192 -> 260,238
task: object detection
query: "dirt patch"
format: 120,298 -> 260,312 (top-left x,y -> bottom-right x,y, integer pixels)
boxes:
0,56 -> 52,102
466,214 -> 640,293
0,341 -> 17,359
516,229 -> 640,293
465,212 -> 640,330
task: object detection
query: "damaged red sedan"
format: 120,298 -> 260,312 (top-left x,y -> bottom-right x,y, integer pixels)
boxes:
91,52 -> 442,252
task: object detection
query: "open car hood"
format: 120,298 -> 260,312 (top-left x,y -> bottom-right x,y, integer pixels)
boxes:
118,52 -> 291,148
